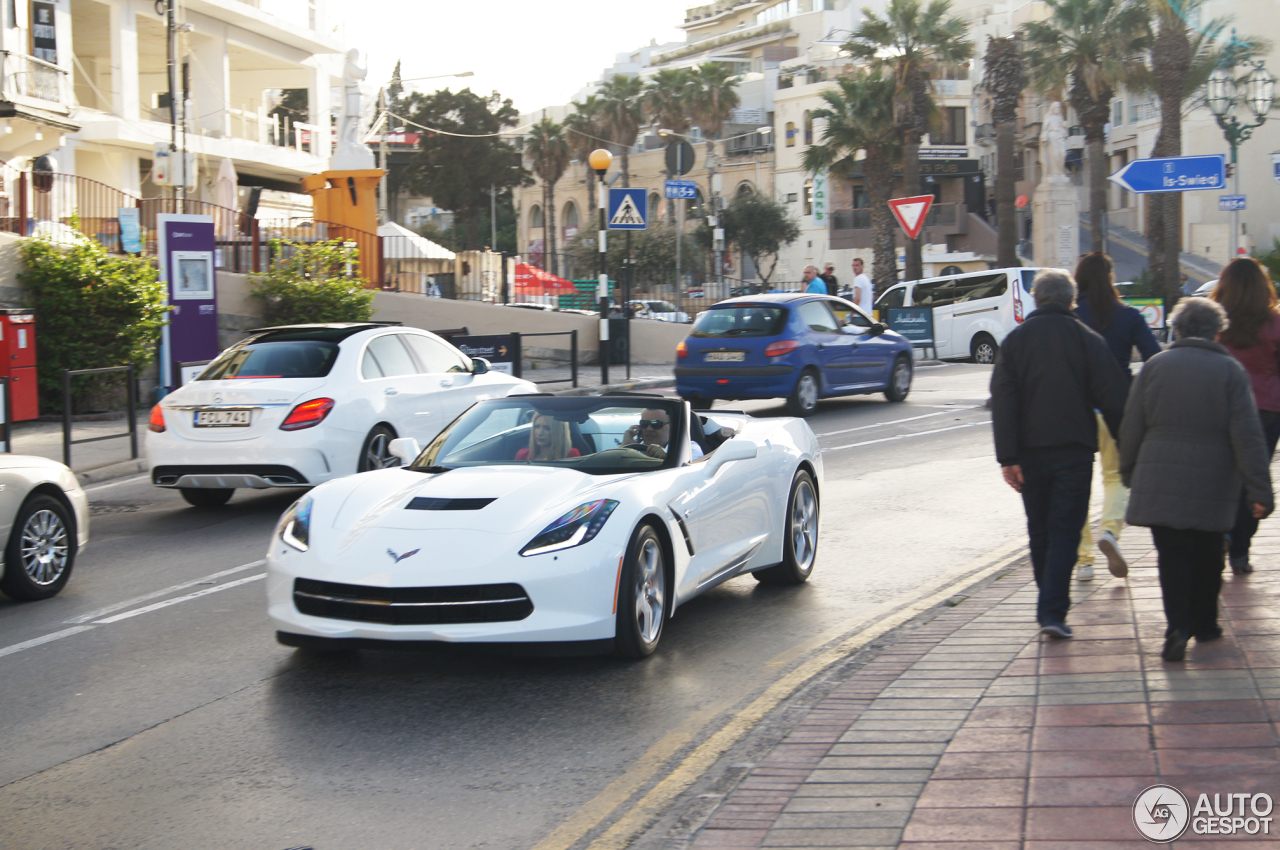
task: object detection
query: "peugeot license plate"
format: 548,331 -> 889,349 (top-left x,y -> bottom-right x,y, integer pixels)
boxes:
194,409 -> 252,427
705,351 -> 745,362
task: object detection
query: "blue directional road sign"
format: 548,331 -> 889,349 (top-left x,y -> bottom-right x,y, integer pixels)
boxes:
1108,154 -> 1226,194
665,179 -> 697,199
607,188 -> 647,230
1220,194 -> 1247,211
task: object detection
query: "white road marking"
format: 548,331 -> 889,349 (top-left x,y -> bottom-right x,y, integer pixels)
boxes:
93,573 -> 266,624
815,411 -> 947,438
826,421 -> 986,452
0,625 -> 96,660
83,474 -> 150,493
67,560 -> 266,624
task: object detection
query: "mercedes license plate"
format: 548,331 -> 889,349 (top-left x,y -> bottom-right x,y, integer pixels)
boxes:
194,409 -> 252,427
705,351 -> 745,362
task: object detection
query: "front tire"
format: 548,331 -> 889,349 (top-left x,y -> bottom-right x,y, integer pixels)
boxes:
180,487 -> 233,508
614,525 -> 667,659
754,470 -> 819,586
786,368 -> 820,417
971,333 -> 998,365
358,425 -> 400,472
884,355 -> 913,402
0,494 -> 76,600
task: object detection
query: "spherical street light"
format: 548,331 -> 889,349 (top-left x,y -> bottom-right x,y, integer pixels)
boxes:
588,148 -> 613,175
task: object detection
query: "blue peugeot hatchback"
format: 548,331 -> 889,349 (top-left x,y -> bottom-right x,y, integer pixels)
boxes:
675,293 -> 914,416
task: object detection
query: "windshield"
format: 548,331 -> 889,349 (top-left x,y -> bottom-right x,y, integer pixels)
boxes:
411,397 -> 684,475
690,305 -> 788,338
198,340 -> 340,380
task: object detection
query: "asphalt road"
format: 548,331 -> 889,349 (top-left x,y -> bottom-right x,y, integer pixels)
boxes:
0,362 -> 1030,850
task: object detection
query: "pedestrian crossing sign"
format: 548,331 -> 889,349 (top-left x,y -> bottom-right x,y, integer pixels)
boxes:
607,188 -> 647,230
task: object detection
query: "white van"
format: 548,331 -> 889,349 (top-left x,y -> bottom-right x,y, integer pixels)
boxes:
874,267 -> 1043,363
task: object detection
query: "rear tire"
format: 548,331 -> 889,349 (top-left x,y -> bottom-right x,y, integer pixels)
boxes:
614,525 -> 667,659
971,333 -> 998,364
180,487 -> 233,508
358,425 -> 399,472
786,369 -> 820,417
0,494 -> 76,600
754,470 -> 819,586
884,355 -> 913,402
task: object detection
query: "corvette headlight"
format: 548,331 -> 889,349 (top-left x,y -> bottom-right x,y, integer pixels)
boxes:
279,496 -> 313,552
520,499 -> 619,557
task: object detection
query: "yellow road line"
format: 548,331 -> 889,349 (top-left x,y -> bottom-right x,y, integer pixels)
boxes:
533,542 -> 1028,850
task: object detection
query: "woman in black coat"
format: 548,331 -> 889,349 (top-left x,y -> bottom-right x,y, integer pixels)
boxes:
1119,298 -> 1273,662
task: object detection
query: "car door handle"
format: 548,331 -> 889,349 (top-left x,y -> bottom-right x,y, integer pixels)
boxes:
384,387 -> 399,396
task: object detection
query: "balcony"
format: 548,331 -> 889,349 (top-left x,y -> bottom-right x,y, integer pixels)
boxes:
0,51 -> 76,116
830,203 -> 968,249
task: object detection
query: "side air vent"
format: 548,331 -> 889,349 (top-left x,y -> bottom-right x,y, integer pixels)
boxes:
406,497 -> 497,511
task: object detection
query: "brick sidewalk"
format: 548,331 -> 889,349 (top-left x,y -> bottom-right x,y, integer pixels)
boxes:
684,524 -> 1280,849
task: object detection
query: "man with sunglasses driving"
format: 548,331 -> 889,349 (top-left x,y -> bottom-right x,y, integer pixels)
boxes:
622,408 -> 703,460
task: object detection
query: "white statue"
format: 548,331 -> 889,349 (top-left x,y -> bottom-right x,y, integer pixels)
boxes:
1041,102 -> 1068,183
331,48 -> 376,170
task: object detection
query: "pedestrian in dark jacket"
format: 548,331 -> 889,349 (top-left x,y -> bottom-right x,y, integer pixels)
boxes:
1071,252 -> 1162,582
1209,257 -> 1280,574
1119,297 -> 1273,661
990,269 -> 1130,638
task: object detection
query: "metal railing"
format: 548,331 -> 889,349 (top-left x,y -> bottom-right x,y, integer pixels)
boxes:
61,366 -> 138,467
520,330 -> 579,387
0,51 -> 75,107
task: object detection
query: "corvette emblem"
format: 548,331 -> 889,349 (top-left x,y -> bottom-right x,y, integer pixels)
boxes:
387,548 -> 420,564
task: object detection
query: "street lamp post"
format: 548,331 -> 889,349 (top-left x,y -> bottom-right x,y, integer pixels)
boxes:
1205,32 -> 1275,259
376,71 -> 474,225
589,148 -> 614,385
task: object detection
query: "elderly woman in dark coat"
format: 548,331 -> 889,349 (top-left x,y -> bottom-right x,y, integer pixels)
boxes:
1120,297 -> 1274,662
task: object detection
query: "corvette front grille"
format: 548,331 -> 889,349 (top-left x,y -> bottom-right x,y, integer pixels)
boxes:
292,578 -> 533,625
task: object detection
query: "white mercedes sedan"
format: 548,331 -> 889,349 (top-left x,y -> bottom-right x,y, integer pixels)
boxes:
146,323 -> 536,507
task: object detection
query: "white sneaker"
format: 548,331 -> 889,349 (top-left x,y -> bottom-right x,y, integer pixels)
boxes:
1098,531 -> 1128,578
1077,563 -> 1095,581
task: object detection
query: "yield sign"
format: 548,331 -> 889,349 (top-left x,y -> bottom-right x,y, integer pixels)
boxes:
888,195 -> 935,240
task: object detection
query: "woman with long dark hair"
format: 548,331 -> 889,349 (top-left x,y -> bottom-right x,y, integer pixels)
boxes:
1211,256 -> 1280,573
1072,252 -> 1161,582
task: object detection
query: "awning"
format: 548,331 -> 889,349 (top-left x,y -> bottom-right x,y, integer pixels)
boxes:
514,263 -> 577,295
377,221 -> 456,260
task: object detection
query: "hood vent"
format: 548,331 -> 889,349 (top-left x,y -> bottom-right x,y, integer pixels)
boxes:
406,496 -> 497,511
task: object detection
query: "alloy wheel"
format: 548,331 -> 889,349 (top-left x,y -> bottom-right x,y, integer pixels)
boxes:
365,432 -> 400,469
974,341 -> 997,364
21,509 -> 69,586
797,374 -> 818,412
633,537 -> 665,644
789,480 -> 817,573
893,362 -> 911,395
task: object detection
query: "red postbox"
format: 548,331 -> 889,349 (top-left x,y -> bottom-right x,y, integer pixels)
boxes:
0,310 -> 38,421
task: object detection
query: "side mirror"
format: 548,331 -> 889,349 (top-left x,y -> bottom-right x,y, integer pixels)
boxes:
471,357 -> 490,374
704,438 -> 757,475
388,437 -> 421,464
869,323 -> 887,336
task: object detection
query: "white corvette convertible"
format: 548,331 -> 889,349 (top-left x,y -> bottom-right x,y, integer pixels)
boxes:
267,394 -> 822,657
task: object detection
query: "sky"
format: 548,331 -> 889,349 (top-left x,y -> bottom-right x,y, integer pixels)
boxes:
336,0 -> 697,117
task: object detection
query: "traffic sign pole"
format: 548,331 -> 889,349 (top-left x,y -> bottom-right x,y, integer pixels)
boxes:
676,145 -> 683,307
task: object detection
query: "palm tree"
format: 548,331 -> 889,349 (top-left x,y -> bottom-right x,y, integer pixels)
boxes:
564,96 -> 604,212
802,71 -> 903,294
598,75 -> 645,187
526,118 -> 571,275
1143,0 -> 1249,301
645,67 -> 695,220
983,35 -> 1027,268
687,62 -> 741,162
846,0 -> 973,282
1022,0 -> 1150,252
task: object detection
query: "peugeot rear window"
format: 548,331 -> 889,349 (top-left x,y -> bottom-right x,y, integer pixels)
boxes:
198,340 -> 340,380
690,305 -> 788,338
